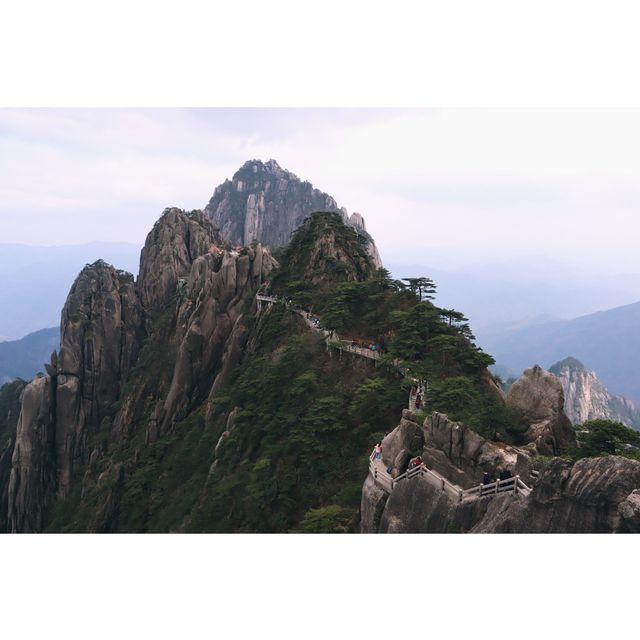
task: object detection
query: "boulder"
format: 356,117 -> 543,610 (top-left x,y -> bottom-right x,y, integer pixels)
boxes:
506,365 -> 576,455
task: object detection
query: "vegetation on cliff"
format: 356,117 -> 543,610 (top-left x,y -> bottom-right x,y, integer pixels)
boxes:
573,419 -> 640,460
6,210 -> 527,533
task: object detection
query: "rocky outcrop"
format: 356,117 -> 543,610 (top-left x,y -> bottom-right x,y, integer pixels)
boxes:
7,375 -> 56,532
363,410 -> 640,533
506,365 -> 577,455
204,159 -> 383,268
138,208 -> 227,315
550,357 -> 640,429
158,244 -> 276,433
422,413 -> 535,488
55,261 -> 142,497
4,259 -> 143,530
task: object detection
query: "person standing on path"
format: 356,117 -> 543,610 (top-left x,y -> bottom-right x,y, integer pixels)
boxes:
374,443 -> 382,460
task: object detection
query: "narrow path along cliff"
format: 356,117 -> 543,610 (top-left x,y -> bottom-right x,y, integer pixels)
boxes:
255,292 -> 531,505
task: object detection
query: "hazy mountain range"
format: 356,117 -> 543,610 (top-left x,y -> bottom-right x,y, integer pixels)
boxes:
2,157 -> 639,535
481,301 -> 640,404
386,255 -> 640,333
0,242 -> 140,339
0,327 -> 58,385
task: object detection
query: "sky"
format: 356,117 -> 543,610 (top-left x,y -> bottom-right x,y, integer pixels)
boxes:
2,108 -> 640,274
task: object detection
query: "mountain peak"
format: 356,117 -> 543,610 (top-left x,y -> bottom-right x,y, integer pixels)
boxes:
234,158 -> 290,180
204,160 -> 382,268
549,356 -> 587,375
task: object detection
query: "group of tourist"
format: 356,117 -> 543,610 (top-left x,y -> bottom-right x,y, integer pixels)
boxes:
374,441 -> 516,496
347,339 -> 381,353
372,444 -> 423,473
480,468 -> 514,494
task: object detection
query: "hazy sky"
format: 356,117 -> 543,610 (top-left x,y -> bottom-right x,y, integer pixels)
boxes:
2,108 -> 640,273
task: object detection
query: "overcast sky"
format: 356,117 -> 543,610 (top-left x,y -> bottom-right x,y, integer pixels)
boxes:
2,108 -> 640,273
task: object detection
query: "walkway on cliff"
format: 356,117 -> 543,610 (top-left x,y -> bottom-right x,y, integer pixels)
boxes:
368,453 -> 531,502
256,293 -> 427,410
256,293 -> 531,503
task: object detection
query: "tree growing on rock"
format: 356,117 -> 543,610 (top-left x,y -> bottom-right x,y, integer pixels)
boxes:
575,419 -> 640,459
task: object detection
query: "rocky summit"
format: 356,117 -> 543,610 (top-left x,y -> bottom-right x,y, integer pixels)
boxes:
1,162 -> 638,534
204,159 -> 383,268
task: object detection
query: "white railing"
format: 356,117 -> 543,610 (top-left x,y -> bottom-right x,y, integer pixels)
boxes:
368,453 -> 531,502
256,294 -> 279,303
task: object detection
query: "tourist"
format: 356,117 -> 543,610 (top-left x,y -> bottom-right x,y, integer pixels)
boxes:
415,394 -> 422,410
499,468 -> 513,482
374,443 -> 382,460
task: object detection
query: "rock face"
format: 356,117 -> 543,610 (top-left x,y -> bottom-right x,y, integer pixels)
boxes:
55,261 -> 142,497
422,413 -> 535,489
506,365 -> 577,455
381,409 -> 424,473
157,244 -> 276,434
7,375 -> 56,532
5,260 -> 144,530
138,208 -> 227,315
550,357 -> 640,429
204,159 -> 383,268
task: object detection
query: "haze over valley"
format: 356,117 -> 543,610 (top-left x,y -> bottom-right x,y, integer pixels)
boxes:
2,109 -> 640,535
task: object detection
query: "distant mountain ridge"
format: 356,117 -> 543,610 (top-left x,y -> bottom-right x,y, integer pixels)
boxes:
549,357 -> 640,429
0,242 -> 140,340
481,300 -> 640,404
0,328 -> 58,385
204,159 -> 382,268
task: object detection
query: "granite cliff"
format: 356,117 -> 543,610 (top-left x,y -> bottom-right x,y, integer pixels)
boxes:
362,394 -> 639,534
0,207 -> 402,532
1,208 -> 275,532
2,166 -> 636,534
360,365 -> 640,534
